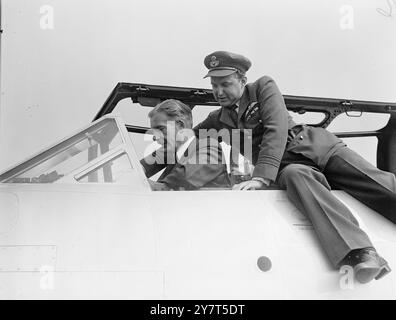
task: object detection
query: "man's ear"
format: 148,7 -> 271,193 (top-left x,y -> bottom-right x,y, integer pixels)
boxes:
176,119 -> 186,129
241,76 -> 247,86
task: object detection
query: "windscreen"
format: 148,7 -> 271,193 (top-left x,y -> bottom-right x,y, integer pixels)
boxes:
1,118 -> 124,183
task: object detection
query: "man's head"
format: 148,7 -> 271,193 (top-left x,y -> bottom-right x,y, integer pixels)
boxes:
210,73 -> 247,108
148,99 -> 193,148
203,51 -> 251,108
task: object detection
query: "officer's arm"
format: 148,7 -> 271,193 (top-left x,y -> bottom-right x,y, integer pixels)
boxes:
253,76 -> 289,182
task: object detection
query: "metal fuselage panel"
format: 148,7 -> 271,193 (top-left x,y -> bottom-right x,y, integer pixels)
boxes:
1,184 -> 396,299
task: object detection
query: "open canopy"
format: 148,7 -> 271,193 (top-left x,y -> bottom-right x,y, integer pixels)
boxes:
94,82 -> 396,175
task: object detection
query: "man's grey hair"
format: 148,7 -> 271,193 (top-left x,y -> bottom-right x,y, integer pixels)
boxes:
148,99 -> 193,127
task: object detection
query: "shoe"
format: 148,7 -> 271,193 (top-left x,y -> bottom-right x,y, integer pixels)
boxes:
375,256 -> 392,281
341,248 -> 392,284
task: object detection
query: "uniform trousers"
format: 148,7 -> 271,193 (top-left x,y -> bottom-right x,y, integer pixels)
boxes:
276,146 -> 396,267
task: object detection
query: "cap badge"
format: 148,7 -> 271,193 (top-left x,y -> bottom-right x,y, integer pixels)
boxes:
209,56 -> 219,68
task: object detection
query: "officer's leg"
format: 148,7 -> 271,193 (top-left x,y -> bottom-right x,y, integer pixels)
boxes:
324,146 -> 396,224
277,163 -> 373,268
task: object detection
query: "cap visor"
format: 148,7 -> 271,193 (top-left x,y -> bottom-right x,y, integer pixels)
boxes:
203,69 -> 237,78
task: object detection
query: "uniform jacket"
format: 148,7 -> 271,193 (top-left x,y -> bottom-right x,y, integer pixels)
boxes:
194,76 -> 346,181
141,137 -> 230,190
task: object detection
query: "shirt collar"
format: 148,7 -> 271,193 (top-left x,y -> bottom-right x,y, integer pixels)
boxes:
233,100 -> 240,112
176,135 -> 195,160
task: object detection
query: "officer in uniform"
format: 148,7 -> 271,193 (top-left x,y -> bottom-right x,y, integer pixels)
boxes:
194,50 -> 395,284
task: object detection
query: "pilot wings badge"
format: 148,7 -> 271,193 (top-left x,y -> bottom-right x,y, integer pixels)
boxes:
244,102 -> 260,122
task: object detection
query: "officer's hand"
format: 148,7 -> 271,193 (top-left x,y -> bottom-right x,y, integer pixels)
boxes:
233,179 -> 266,190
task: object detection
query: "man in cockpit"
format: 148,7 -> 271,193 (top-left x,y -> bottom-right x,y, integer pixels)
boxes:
141,99 -> 230,191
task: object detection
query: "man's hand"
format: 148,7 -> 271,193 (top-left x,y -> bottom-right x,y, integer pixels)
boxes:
232,178 -> 270,190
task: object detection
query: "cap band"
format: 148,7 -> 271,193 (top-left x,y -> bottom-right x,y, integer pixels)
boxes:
203,67 -> 242,78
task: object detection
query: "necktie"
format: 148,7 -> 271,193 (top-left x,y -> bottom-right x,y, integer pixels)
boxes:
229,105 -> 238,126
228,105 -> 240,184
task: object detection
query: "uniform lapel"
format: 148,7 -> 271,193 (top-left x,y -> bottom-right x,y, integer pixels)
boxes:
219,88 -> 250,128
219,108 -> 236,128
237,88 -> 250,123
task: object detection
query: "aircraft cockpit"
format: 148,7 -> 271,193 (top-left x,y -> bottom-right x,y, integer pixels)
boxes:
93,82 -> 396,187
1,82 -> 396,193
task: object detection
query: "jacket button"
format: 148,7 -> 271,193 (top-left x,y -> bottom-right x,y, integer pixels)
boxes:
258,120 -> 262,123
299,136 -> 304,140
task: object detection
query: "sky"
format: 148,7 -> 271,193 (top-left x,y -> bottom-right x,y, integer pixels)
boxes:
1,0 -> 396,171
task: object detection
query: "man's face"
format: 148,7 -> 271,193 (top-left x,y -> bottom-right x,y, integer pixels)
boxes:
210,73 -> 246,108
150,112 -> 182,149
